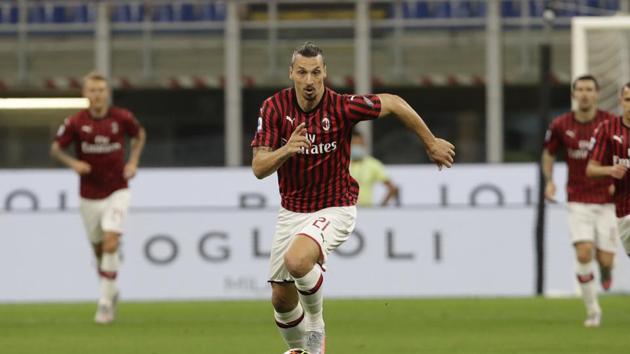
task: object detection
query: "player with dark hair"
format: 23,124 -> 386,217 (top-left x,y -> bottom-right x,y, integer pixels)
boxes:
542,74 -> 617,327
587,82 -> 630,258
50,72 -> 146,324
251,41 -> 455,353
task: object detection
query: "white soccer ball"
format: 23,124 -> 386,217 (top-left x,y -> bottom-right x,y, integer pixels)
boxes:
283,349 -> 310,354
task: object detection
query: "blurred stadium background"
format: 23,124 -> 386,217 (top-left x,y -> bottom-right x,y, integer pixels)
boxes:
1,1 -> 630,353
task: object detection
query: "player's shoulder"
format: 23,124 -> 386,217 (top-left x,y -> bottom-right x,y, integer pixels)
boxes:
594,116 -> 616,134
263,88 -> 293,107
597,110 -> 617,121
550,111 -> 573,126
109,106 -> 134,119
65,109 -> 89,124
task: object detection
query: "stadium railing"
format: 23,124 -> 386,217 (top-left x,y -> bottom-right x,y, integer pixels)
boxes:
0,1 -> 621,26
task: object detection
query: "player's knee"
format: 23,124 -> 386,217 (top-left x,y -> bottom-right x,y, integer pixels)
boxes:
576,252 -> 592,263
102,237 -> 119,253
575,243 -> 593,263
284,253 -> 312,278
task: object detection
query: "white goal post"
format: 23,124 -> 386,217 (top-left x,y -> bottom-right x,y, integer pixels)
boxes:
572,16 -> 630,113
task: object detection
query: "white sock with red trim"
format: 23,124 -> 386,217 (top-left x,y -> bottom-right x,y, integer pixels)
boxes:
99,251 -> 119,303
576,261 -> 600,315
274,303 -> 306,349
294,266 -> 325,331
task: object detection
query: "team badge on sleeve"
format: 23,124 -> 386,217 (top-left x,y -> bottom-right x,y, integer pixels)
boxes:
257,117 -> 263,133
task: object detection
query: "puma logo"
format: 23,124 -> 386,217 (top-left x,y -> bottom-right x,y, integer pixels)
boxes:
565,130 -> 575,138
613,135 -> 623,144
285,116 -> 295,125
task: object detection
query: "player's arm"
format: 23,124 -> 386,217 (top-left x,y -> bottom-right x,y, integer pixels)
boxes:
376,93 -> 455,169
124,127 -> 146,180
50,141 -> 91,175
541,149 -> 557,202
586,160 -> 628,179
252,122 -> 310,179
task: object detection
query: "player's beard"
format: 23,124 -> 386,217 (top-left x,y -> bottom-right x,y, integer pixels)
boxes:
577,100 -> 594,112
303,86 -> 317,101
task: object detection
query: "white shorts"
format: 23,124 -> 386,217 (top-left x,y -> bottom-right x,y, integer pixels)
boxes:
617,215 -> 630,254
567,202 -> 618,253
268,206 -> 357,283
79,189 -> 131,244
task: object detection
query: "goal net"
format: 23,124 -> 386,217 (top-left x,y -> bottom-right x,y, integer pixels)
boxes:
572,16 -> 630,114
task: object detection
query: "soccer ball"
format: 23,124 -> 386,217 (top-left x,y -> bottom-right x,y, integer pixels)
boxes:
283,349 -> 310,354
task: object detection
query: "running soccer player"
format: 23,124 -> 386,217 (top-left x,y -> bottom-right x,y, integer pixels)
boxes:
251,42 -> 455,353
587,82 -> 630,259
542,75 -> 617,327
50,72 -> 146,324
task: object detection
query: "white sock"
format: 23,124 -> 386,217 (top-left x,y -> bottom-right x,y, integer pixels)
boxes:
576,262 -> 600,315
274,303 -> 306,349
294,266 -> 325,331
99,251 -> 119,303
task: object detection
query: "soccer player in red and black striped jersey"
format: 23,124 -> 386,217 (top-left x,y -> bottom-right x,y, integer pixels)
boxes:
50,72 -> 146,324
587,82 -> 630,259
251,42 -> 455,353
542,75 -> 617,328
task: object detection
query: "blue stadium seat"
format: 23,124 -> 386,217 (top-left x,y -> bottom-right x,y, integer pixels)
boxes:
111,3 -> 144,22
528,0 -> 544,17
153,4 -> 174,22
74,4 -> 91,23
9,5 -> 18,23
402,1 -> 429,18
501,0 -> 521,17
180,3 -> 197,21
0,4 -> 13,24
430,1 -> 451,18
452,1 -> 483,18
212,2 -> 226,21
51,5 -> 67,23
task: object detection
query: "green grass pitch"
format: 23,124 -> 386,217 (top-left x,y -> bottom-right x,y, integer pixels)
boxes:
1,296 -> 628,354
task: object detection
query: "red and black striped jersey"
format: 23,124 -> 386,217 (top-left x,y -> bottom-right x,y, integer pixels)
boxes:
55,107 -> 142,199
251,87 -> 381,213
544,110 -> 614,204
589,116 -> 630,217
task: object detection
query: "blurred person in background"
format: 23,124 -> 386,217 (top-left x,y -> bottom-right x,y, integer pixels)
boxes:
587,82 -> 630,260
251,41 -> 455,353
50,72 -> 146,324
542,75 -> 617,328
349,129 -> 399,207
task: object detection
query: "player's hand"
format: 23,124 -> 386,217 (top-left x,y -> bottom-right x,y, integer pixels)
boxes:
544,180 -> 557,203
124,162 -> 138,180
611,164 -> 628,179
283,122 -> 311,155
426,138 -> 455,170
72,160 -> 91,175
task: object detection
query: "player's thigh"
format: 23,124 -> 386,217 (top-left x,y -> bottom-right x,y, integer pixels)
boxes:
101,189 -> 131,234
594,204 -> 618,253
567,203 -> 597,244
298,206 -> 357,257
268,208 -> 311,282
79,197 -> 106,244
